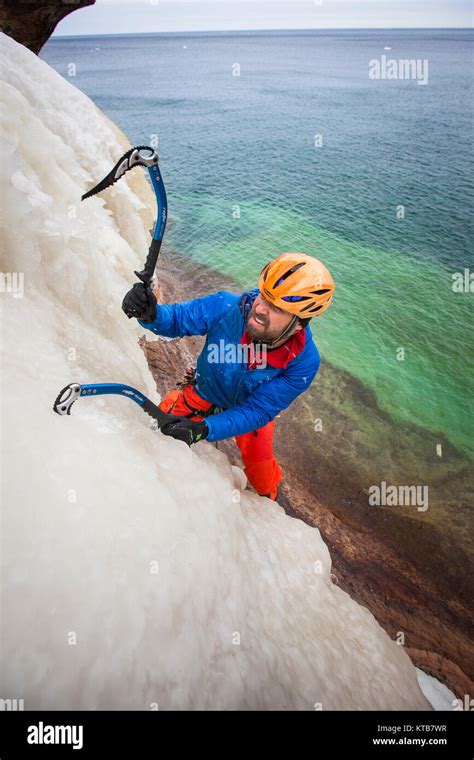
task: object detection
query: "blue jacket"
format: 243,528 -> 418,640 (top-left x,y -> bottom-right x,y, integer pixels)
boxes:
139,289 -> 320,442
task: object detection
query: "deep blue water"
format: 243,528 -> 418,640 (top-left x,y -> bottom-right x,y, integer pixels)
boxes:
42,30 -> 473,269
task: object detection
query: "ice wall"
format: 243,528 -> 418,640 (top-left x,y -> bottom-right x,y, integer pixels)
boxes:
0,34 -> 431,710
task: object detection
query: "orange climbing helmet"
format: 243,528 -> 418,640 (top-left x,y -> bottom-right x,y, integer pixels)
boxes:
258,252 -> 335,318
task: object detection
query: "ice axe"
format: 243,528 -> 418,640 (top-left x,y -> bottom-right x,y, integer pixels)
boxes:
53,382 -> 179,429
81,145 -> 168,299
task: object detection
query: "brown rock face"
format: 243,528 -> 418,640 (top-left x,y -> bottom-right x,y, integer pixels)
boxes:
0,0 -> 96,54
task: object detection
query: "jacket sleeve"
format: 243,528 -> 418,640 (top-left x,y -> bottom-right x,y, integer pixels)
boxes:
205,346 -> 320,442
138,291 -> 238,338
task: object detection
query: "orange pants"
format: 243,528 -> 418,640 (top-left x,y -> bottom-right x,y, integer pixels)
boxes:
159,384 -> 282,499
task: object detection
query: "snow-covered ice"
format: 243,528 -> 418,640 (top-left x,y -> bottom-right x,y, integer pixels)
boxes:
0,33 -> 433,710
416,670 -> 457,711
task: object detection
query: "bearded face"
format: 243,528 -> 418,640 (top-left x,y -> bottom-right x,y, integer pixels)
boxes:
247,294 -> 299,344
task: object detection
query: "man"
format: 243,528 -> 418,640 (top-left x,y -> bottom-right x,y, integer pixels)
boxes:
122,252 -> 334,500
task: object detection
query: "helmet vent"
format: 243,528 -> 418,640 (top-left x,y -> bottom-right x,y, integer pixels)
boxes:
274,262 -> 306,288
300,301 -> 318,312
282,295 -> 310,302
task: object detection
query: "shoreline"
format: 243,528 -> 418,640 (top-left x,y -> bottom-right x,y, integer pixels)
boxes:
138,246 -> 473,699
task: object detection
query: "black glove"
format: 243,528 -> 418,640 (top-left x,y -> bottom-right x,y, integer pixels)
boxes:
122,282 -> 157,322
160,417 -> 209,446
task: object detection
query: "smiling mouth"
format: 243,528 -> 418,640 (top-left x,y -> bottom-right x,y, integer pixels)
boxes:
251,314 -> 267,327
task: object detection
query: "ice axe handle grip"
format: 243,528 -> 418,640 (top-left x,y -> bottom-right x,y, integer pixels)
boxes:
134,238 -> 162,286
142,397 -> 174,428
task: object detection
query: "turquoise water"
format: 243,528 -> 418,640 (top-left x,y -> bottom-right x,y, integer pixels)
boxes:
42,30 -> 474,456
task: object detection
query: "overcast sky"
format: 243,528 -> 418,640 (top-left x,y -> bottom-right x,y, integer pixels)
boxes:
52,0 -> 473,36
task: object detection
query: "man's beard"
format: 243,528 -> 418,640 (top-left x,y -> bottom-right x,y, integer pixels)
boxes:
247,304 -> 279,344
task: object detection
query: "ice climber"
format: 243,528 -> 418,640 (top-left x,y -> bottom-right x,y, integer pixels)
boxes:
122,252 -> 335,500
